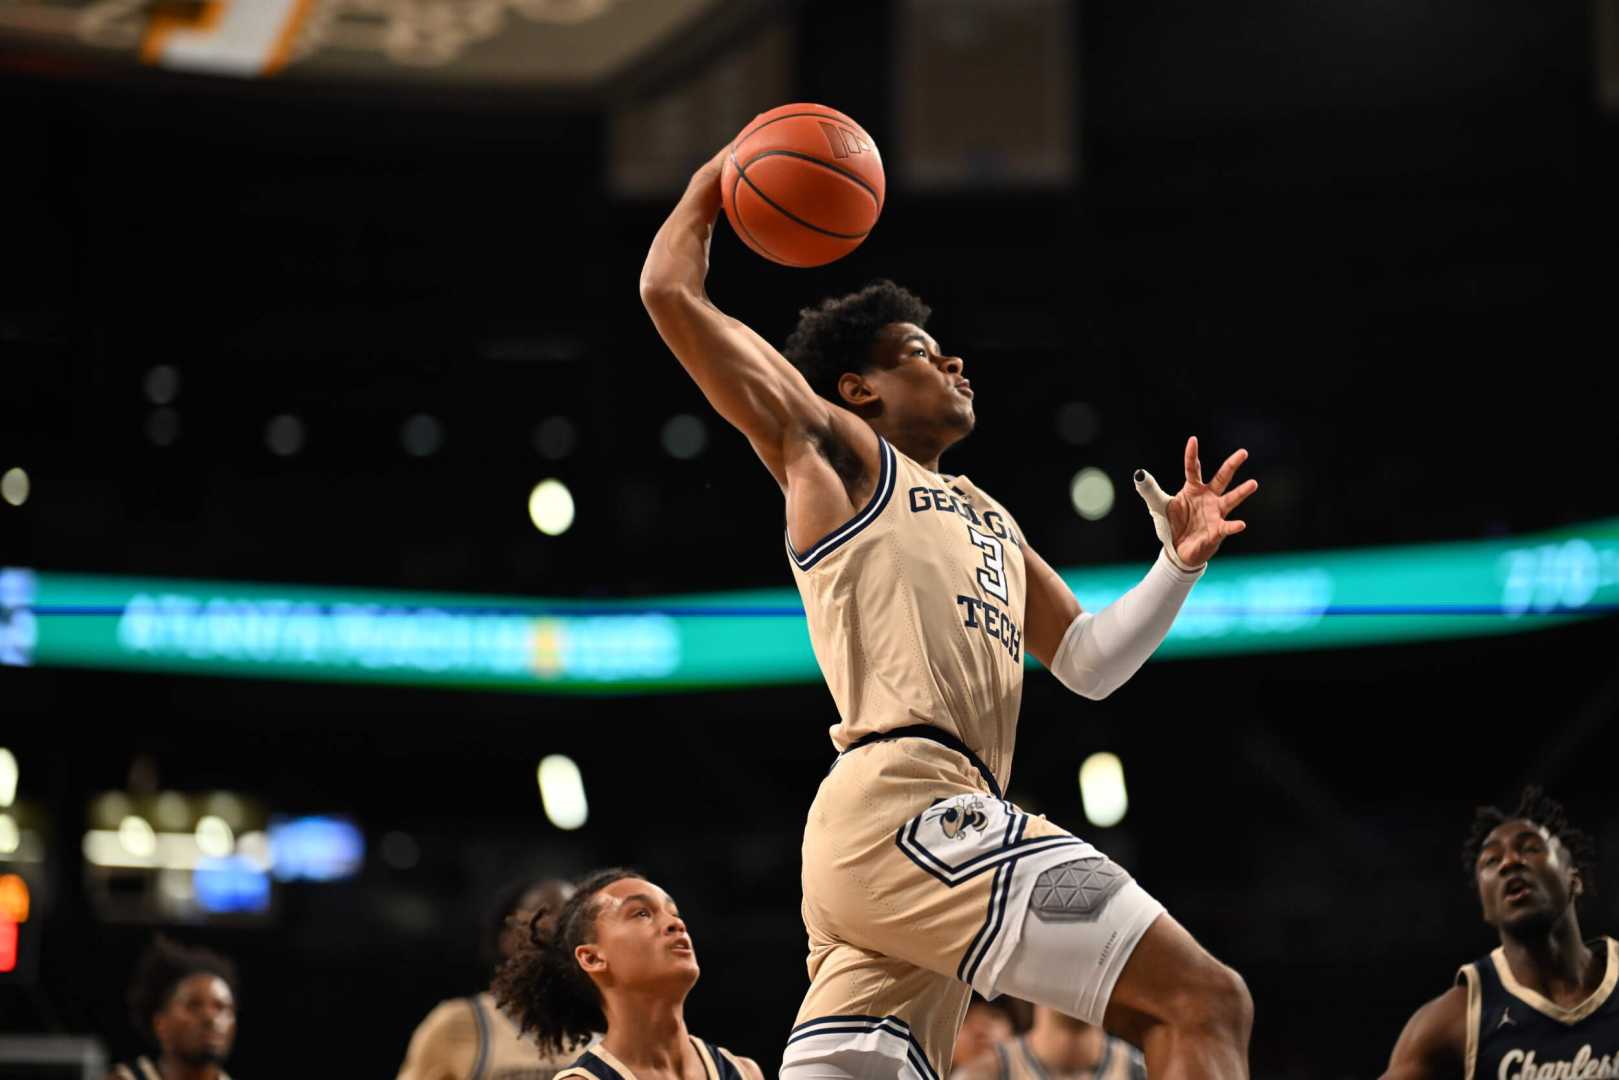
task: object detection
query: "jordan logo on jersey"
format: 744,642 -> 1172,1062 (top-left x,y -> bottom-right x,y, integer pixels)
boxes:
928,796 -> 989,840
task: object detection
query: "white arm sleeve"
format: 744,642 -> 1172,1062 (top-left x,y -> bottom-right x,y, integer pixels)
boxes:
1048,549 -> 1202,700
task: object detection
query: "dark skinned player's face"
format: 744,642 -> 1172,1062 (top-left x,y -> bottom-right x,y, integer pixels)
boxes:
851,322 -> 974,438
1476,819 -> 1582,936
575,878 -> 699,996
153,973 -> 236,1067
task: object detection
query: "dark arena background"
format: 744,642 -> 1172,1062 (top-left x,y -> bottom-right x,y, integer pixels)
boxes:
0,1 -> 1614,1076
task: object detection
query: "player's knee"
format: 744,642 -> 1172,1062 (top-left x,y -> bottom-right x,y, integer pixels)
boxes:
1167,958 -> 1251,1042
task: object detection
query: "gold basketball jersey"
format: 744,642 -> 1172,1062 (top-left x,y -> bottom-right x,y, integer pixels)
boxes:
396,994 -> 581,1080
788,437 -> 1029,791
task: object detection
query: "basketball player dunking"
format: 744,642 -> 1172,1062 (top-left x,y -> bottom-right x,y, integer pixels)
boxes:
641,146 -> 1256,1079
1382,789 -> 1618,1079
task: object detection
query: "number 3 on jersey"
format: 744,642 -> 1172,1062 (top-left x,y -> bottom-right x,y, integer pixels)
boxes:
966,525 -> 1009,603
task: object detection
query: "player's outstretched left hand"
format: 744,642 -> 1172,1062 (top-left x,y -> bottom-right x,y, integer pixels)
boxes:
1134,437 -> 1257,570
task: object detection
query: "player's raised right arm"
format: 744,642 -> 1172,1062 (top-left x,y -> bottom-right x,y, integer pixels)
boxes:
639,148 -> 831,489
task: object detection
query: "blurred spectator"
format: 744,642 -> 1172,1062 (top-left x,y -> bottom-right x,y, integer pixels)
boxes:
109,936 -> 239,1080
951,997 -> 1018,1075
953,1005 -> 1144,1080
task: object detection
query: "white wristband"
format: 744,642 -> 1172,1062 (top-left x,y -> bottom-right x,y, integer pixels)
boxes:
1048,549 -> 1202,700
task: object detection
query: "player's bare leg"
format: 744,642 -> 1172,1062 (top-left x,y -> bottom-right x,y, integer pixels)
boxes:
1102,913 -> 1252,1079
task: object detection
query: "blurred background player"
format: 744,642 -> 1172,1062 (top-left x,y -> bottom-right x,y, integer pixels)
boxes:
492,868 -> 763,1080
109,936 -> 239,1080
642,147 -> 1255,1078
398,875 -> 578,1080
1381,788 -> 1616,1079
954,1006 -> 1145,1080
951,997 -> 1019,1075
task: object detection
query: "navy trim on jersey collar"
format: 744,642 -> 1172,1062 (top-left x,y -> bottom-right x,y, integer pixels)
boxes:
568,1050 -> 624,1080
786,437 -> 895,571
466,995 -> 491,1080
701,1039 -> 743,1080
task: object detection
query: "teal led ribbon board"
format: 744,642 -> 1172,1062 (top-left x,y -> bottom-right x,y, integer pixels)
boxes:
3,517 -> 1616,694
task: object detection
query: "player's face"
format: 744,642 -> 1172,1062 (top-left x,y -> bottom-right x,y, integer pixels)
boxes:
153,973 -> 235,1067
951,1002 -> 1013,1070
860,322 -> 974,436
1476,819 -> 1580,934
581,878 -> 699,994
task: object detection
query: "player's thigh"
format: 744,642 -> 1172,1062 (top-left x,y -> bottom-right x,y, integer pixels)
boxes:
1101,910 -> 1250,1045
785,941 -> 965,1080
982,838 -> 1168,1026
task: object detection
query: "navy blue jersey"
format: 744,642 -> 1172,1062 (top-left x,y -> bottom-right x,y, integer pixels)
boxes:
555,1038 -> 743,1080
1458,937 -> 1619,1080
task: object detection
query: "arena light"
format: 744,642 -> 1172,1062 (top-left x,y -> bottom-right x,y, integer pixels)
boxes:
401,414 -> 445,457
146,408 -> 180,447
158,868 -> 195,903
91,792 -> 133,829
118,815 -> 157,858
195,815 -> 235,859
0,469 -> 28,508
528,479 -> 576,536
381,831 -> 420,870
205,792 -> 246,829
1070,468 -> 1115,521
532,416 -> 578,460
0,921 -> 15,973
154,791 -> 190,830
1079,752 -> 1128,828
0,749 -> 15,807
537,754 -> 588,830
194,857 -> 271,914
266,816 -> 363,882
1055,401 -> 1100,446
235,830 -> 271,871
0,874 -> 31,923
143,365 -> 180,405
265,414 -> 306,457
0,815 -> 17,856
660,414 -> 708,460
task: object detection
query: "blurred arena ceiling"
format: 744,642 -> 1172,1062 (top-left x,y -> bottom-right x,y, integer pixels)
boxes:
0,0 -> 782,94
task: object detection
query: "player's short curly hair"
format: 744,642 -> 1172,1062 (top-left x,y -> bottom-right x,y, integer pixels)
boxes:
126,936 -> 240,1048
489,867 -> 642,1056
1461,786 -> 1598,899
783,279 -> 932,404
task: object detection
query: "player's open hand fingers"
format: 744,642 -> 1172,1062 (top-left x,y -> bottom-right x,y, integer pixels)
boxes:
1219,478 -> 1259,515
1208,448 -> 1248,495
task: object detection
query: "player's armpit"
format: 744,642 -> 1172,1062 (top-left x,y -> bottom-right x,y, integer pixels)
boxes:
640,284 -> 837,486
1380,986 -> 1467,1080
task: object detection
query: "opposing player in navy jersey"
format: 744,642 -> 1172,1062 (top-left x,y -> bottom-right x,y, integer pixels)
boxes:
491,868 -> 763,1080
1383,788 -> 1618,1079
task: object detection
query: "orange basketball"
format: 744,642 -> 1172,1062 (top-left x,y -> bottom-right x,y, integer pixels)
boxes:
720,103 -> 885,268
